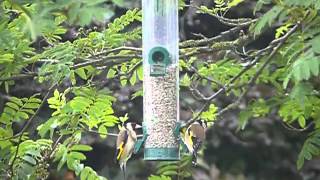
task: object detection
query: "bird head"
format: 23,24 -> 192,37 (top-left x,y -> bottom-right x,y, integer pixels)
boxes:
124,122 -> 142,131
196,120 -> 208,129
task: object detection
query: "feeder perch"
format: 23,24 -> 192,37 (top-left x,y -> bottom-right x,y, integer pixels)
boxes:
140,0 -> 180,160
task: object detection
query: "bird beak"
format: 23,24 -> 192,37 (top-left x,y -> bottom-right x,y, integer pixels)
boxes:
135,124 -> 142,129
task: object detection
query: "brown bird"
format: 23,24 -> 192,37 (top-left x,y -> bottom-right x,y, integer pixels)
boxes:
115,122 -> 141,179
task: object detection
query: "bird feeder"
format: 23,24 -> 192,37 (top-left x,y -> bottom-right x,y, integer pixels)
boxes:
137,0 -> 180,161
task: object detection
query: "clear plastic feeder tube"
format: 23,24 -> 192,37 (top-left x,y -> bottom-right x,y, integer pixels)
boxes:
143,0 -> 179,160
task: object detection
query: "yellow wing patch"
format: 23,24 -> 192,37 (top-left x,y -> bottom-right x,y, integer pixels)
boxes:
188,131 -> 194,146
117,142 -> 124,160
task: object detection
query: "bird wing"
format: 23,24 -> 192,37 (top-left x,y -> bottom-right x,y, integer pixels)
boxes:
189,124 -> 206,140
187,124 -> 205,152
115,129 -> 128,161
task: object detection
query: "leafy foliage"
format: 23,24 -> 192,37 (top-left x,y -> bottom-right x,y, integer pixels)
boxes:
38,87 -> 117,138
155,155 -> 192,179
297,129 -> 320,170
251,5 -> 284,36
0,95 -> 41,124
1,0 -> 114,40
201,104 -> 218,122
149,175 -> 172,180
1,0 -> 320,179
54,142 -> 105,179
238,98 -> 270,130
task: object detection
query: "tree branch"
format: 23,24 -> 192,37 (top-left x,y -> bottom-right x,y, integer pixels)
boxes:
182,22 -> 300,128
8,83 -> 57,177
180,26 -> 242,48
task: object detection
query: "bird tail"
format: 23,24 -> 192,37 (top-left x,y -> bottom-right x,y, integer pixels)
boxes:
120,162 -> 127,180
192,141 -> 202,166
192,151 -> 198,166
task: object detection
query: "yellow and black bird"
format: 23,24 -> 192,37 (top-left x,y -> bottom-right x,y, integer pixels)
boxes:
115,122 -> 141,179
183,120 -> 207,166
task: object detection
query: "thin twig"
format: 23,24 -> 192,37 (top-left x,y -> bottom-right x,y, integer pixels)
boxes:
48,134 -> 64,159
182,23 -> 300,128
84,129 -> 143,138
73,55 -> 142,69
0,53 -> 141,82
8,83 -> 57,177
0,73 -> 37,82
216,23 -> 300,116
180,26 -> 242,48
85,129 -> 119,137
280,121 -> 314,132
189,66 -> 224,87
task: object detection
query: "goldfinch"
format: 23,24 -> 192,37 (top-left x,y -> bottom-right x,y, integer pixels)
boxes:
115,122 -> 141,179
183,120 -> 207,166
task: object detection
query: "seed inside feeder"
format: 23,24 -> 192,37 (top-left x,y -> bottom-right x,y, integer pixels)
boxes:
142,0 -> 179,160
144,65 -> 179,148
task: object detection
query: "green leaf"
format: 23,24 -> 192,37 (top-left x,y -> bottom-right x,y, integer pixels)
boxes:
54,89 -> 60,98
131,89 -> 143,100
69,152 -> 86,161
0,53 -> 14,64
70,71 -> 77,85
275,23 -> 292,38
75,68 -> 87,80
6,102 -> 20,111
180,74 -> 191,87
137,66 -> 143,80
200,104 -> 218,122
290,82 -> 313,104
24,103 -> 40,109
161,171 -> 178,176
70,144 -> 93,152
298,116 -> 306,128
284,0 -> 316,7
228,0 -> 244,8
120,76 -> 127,86
81,167 -> 90,180
120,64 -> 128,72
107,68 -> 117,79
238,110 -> 252,130
10,97 -> 23,106
119,114 -> 128,122
156,164 -> 178,174
129,71 -> 137,85
252,5 -> 284,36
112,0 -> 125,7
22,156 -> 36,165
288,53 -> 320,83
254,0 -> 272,14
311,35 -> 320,53
16,112 -> 29,120
149,175 -> 172,180
297,130 -> 320,169
98,125 -> 108,139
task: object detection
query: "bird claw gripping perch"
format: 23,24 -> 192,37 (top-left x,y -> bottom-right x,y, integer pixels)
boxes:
134,122 -> 182,155
175,122 -> 189,153
173,122 -> 181,139
134,123 -> 148,154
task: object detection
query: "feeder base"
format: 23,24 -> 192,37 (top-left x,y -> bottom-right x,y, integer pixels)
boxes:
144,148 -> 180,161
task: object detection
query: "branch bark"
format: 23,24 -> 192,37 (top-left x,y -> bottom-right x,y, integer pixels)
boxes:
182,22 -> 300,128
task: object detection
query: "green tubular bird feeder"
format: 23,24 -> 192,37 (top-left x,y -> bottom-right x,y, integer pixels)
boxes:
139,0 -> 180,160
